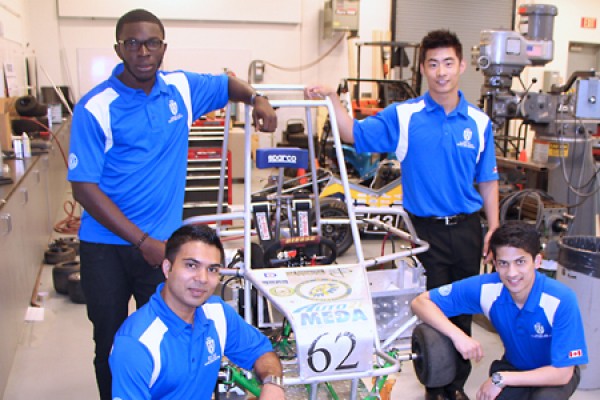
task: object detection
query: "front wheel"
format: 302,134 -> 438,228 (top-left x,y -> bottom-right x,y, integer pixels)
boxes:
411,323 -> 458,388
314,198 -> 354,256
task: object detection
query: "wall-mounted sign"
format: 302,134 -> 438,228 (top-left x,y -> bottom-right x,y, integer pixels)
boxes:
581,17 -> 597,29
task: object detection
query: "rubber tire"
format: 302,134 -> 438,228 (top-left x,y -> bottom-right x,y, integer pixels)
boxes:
411,323 -> 458,388
15,95 -> 48,117
44,246 -> 76,265
286,121 -> 304,134
315,198 -> 353,256
249,242 -> 266,269
55,237 -> 80,255
52,260 -> 80,295
67,272 -> 86,304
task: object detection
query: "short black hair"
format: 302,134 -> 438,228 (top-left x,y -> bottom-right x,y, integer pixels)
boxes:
419,29 -> 463,65
116,9 -> 165,41
165,224 -> 225,265
489,221 -> 541,260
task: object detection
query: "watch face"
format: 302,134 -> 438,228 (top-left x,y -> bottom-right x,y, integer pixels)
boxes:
492,372 -> 503,386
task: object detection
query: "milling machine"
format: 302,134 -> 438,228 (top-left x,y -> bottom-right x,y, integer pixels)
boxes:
473,4 -> 599,248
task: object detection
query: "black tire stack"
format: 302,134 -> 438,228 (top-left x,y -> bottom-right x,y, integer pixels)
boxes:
46,237 -> 85,304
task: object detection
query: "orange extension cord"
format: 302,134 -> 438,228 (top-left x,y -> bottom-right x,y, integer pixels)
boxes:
22,116 -> 81,234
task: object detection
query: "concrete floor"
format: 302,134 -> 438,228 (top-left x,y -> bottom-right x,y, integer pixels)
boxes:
4,168 -> 598,400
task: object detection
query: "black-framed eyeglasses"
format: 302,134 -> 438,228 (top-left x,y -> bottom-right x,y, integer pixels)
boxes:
117,38 -> 165,52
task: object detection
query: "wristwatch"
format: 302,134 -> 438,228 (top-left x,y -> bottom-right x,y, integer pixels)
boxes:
491,372 -> 506,388
261,375 -> 284,389
250,91 -> 268,105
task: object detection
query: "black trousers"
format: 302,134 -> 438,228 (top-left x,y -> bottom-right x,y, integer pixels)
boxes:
411,212 -> 483,394
79,241 -> 165,400
490,358 -> 581,400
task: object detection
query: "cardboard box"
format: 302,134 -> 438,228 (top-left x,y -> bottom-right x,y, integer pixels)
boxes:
0,97 -> 18,151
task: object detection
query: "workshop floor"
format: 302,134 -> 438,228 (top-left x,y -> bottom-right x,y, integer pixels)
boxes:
4,167 -> 598,400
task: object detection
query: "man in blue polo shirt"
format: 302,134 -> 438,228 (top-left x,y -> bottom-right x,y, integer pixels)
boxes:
67,9 -> 276,399
110,224 -> 285,400
306,29 -> 499,400
411,221 -> 587,400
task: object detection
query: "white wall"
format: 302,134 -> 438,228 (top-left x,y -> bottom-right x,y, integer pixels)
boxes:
21,0 -> 394,140
0,0 -> 29,97
19,0 -> 599,112
23,0 -> 392,100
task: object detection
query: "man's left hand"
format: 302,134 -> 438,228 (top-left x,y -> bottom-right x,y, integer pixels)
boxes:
258,382 -> 285,399
476,377 -> 502,400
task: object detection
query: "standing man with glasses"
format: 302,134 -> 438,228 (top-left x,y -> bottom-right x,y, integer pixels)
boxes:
67,9 -> 277,399
305,30 -> 499,400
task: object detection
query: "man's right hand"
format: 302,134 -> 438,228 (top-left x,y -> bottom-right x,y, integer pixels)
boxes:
138,236 -> 166,267
451,334 -> 484,362
303,84 -> 355,144
304,85 -> 337,99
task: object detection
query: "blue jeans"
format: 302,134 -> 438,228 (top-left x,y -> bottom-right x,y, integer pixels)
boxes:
79,241 -> 165,400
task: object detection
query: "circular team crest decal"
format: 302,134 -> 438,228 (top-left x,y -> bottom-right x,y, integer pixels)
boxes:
295,278 -> 351,301
269,286 -> 295,297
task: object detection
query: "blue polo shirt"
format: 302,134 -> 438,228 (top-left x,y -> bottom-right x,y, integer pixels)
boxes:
429,272 -> 588,371
110,284 -> 274,400
353,91 -> 498,217
68,64 -> 229,243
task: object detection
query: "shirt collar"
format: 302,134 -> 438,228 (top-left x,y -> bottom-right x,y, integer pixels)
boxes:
149,283 -> 186,336
522,271 -> 545,313
496,271 -> 544,312
149,283 -> 210,336
108,63 -> 169,99
424,90 -> 469,118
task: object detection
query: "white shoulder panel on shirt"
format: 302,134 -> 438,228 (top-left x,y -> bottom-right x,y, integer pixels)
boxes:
394,100 -> 425,162
480,282 -> 503,319
540,292 -> 560,326
160,72 -> 193,127
85,87 -> 120,153
202,302 -> 227,354
139,317 -> 169,388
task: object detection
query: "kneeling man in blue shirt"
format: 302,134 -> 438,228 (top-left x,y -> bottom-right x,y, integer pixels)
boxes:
110,224 -> 285,399
411,221 -> 588,400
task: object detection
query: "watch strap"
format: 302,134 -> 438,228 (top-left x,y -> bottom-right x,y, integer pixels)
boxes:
261,375 -> 283,388
250,91 -> 268,105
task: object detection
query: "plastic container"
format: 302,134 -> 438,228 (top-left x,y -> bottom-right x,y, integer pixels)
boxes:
368,261 -> 425,341
22,133 -> 31,157
12,136 -> 23,158
556,236 -> 600,389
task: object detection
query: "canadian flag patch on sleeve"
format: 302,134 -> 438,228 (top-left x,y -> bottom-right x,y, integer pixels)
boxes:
569,349 -> 583,358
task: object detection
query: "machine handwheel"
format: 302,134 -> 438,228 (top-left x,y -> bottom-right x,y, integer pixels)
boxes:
411,323 -> 458,388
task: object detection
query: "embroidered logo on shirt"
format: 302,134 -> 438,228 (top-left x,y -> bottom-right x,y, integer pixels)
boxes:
204,336 -> 221,366
532,322 -> 550,339
457,128 -> 475,149
534,322 -> 544,335
206,336 -> 215,354
569,349 -> 583,358
168,99 -> 183,123
438,284 -> 452,296
68,153 -> 78,170
169,99 -> 178,115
